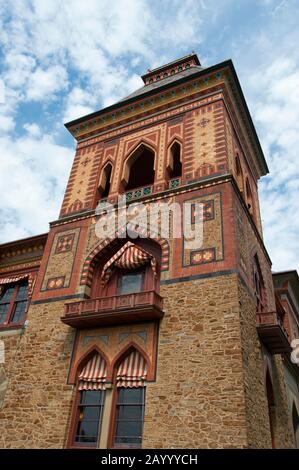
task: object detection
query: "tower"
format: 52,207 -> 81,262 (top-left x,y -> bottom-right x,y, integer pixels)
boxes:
0,53 -> 298,449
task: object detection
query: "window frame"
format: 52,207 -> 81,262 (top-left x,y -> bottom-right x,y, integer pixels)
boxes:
111,387 -> 146,449
0,281 -> 29,329
117,267 -> 146,296
73,389 -> 106,447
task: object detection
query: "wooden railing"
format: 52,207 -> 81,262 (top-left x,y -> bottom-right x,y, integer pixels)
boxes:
62,290 -> 164,328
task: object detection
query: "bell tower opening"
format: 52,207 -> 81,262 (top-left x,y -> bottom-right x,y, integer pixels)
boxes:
123,144 -> 155,191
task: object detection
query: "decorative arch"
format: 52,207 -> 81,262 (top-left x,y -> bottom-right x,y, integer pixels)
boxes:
166,138 -> 182,180
69,344 -> 110,385
98,161 -> 113,199
111,341 -> 150,381
120,141 -> 156,191
80,228 -> 170,287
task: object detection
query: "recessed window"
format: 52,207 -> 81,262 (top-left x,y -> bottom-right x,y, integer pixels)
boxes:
118,271 -> 144,295
0,282 -> 28,327
114,388 -> 145,446
75,390 -> 105,445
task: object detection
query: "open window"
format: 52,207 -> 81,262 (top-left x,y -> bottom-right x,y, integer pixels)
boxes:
121,144 -> 155,192
167,141 -> 182,180
97,162 -> 113,202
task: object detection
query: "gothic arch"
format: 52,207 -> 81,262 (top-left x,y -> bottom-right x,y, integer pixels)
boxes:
69,345 -> 110,384
120,141 -> 157,190
110,341 -> 150,383
166,138 -> 182,179
97,160 -> 113,198
80,227 -> 170,287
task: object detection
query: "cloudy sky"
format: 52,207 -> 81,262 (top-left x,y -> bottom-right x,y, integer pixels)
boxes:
0,0 -> 298,272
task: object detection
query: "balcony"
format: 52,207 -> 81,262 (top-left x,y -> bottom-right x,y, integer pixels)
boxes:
61,290 -> 164,328
256,310 -> 291,354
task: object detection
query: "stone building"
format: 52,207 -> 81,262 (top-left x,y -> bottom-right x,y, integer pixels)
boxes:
0,53 -> 298,449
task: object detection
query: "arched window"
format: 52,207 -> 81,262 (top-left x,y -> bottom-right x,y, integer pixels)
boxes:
167,141 -> 182,180
73,353 -> 107,447
292,403 -> 299,448
121,144 -> 155,192
91,240 -> 160,299
97,163 -> 113,202
245,178 -> 254,216
266,370 -> 276,448
235,154 -> 244,194
253,255 -> 266,312
113,349 -> 147,448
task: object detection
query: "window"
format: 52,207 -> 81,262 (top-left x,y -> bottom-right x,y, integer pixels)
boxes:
235,154 -> 244,194
167,141 -> 182,180
114,388 -> 145,447
0,281 -> 28,326
245,178 -> 254,216
97,163 -> 113,203
122,144 -> 155,192
75,390 -> 105,445
117,270 -> 144,295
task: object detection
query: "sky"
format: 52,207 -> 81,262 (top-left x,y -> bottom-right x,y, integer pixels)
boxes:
0,0 -> 298,273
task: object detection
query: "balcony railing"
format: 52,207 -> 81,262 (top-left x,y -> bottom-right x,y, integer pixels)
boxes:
256,310 -> 291,354
61,290 -> 164,328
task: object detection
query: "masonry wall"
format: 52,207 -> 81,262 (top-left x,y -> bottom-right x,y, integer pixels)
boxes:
143,274 -> 248,448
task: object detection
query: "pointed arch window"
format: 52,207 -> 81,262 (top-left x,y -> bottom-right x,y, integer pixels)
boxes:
122,144 -> 155,192
113,350 -> 147,447
167,141 -> 182,180
73,354 -> 107,446
97,163 -> 113,202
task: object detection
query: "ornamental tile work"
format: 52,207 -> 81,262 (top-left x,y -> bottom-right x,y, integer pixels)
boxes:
41,228 -> 81,291
183,192 -> 223,267
68,322 -> 158,384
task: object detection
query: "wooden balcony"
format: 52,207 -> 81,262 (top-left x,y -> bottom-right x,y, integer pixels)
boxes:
61,290 -> 164,328
256,310 -> 291,354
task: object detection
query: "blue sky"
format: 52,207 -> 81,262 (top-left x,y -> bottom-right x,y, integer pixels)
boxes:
0,0 -> 298,272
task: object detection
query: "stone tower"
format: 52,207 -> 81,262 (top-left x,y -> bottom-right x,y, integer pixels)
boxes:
0,53 -> 298,449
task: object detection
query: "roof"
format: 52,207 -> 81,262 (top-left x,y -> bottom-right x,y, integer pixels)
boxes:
118,65 -> 205,102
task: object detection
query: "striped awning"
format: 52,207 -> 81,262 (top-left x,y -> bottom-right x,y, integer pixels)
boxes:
101,242 -> 156,285
117,350 -> 147,388
78,354 -> 107,391
0,273 -> 36,298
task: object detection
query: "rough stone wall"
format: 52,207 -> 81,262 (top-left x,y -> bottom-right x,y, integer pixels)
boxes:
0,302 -> 75,448
238,278 -> 295,448
143,274 -> 248,448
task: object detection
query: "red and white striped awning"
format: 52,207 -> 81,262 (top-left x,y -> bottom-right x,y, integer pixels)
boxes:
101,242 -> 156,285
117,350 -> 147,388
0,273 -> 36,298
78,354 -> 107,391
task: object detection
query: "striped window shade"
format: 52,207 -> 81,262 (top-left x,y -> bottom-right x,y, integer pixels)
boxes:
78,354 -> 107,391
117,350 -> 148,388
101,242 -> 157,285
